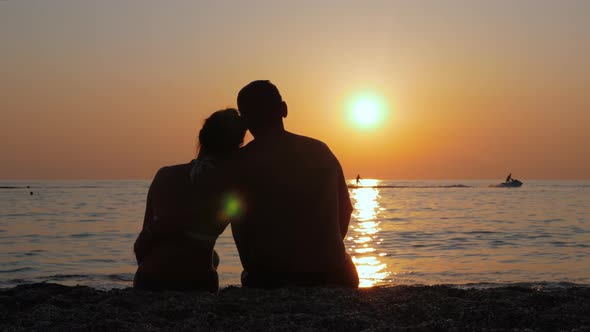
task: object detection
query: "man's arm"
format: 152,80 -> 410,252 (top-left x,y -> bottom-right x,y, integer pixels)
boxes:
337,164 -> 353,239
319,141 -> 353,239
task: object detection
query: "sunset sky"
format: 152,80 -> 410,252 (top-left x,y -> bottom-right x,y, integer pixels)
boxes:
1,1 -> 589,179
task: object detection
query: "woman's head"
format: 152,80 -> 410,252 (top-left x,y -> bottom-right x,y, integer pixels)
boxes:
198,108 -> 246,157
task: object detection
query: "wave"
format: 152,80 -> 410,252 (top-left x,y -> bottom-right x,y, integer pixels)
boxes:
0,272 -> 135,287
453,281 -> 590,290
348,184 -> 472,189
0,183 -> 148,190
0,267 -> 34,273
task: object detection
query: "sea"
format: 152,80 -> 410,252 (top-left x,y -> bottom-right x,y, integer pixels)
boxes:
1,180 -> 589,289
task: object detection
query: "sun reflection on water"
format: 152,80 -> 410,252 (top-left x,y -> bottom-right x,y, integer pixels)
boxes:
349,179 -> 390,287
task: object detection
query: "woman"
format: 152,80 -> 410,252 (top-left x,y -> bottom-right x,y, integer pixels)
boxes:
133,108 -> 246,292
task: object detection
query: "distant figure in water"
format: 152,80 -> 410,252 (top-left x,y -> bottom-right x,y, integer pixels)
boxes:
133,108 -> 246,292
506,173 -> 512,183
356,174 -> 362,186
230,80 -> 359,288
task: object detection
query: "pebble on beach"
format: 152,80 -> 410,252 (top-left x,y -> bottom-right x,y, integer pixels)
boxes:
1,283 -> 589,331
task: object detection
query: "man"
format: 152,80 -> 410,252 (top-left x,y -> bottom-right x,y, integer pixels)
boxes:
231,80 -> 359,288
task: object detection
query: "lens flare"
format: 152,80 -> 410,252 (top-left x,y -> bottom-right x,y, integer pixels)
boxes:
221,192 -> 243,220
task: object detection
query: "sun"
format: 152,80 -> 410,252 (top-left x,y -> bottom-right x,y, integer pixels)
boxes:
348,92 -> 387,129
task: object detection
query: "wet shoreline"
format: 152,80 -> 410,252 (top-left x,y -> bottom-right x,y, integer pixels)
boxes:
2,283 -> 589,331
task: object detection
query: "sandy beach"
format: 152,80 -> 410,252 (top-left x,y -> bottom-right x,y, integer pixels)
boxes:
1,283 -> 589,331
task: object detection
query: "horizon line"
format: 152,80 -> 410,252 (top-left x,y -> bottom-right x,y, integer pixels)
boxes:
2,178 -> 590,182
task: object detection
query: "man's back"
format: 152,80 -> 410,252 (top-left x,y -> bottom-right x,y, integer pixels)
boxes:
231,131 -> 359,288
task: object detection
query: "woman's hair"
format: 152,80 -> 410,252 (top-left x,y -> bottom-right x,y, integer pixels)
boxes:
198,108 -> 246,156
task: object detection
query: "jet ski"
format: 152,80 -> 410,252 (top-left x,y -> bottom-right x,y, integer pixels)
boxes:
490,179 -> 523,187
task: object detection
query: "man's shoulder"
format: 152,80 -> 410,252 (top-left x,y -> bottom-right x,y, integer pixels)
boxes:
237,132 -> 329,152
285,132 -> 330,151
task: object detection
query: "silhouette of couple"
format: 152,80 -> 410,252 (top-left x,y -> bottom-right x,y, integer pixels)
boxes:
133,81 -> 359,292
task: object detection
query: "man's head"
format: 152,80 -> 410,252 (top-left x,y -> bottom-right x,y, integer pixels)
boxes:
237,80 -> 288,137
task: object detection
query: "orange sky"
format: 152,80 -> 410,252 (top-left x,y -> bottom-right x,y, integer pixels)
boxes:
1,1 -> 589,179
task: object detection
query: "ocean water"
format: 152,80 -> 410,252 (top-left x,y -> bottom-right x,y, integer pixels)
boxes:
1,180 -> 589,289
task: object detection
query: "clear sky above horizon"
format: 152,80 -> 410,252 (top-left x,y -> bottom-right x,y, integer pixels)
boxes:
1,0 -> 589,179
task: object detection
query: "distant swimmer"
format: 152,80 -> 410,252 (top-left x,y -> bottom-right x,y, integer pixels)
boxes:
356,174 -> 362,186
505,173 -> 512,183
30,192 -> 33,195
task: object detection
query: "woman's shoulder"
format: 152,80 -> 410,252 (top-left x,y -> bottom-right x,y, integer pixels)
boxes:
159,162 -> 193,172
149,162 -> 197,200
188,158 -> 216,180
153,163 -> 193,182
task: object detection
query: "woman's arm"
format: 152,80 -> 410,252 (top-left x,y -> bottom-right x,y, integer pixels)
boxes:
133,175 -> 157,264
